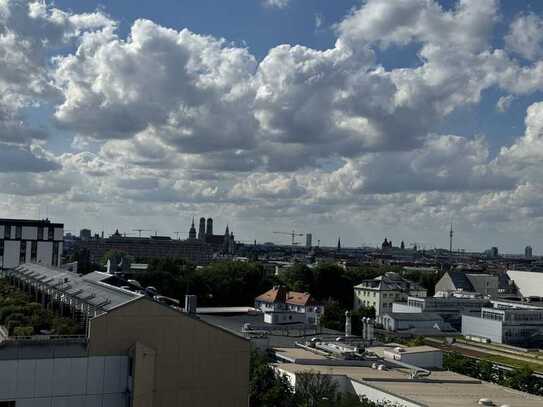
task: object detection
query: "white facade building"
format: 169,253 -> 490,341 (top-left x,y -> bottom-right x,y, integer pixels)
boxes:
255,286 -> 324,325
353,272 -> 427,316
0,219 -> 63,269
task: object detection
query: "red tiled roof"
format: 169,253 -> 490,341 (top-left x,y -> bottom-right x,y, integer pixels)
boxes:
256,286 -> 318,306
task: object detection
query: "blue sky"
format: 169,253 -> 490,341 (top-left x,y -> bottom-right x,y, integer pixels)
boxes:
3,0 -> 543,252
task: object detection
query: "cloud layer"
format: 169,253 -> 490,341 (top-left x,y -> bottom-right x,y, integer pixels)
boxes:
2,0 -> 543,251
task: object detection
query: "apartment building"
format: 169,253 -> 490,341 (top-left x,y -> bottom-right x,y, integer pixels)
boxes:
353,272 -> 426,316
0,219 -> 63,269
0,263 -> 250,406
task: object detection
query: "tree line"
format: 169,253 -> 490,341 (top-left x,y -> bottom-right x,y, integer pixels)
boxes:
444,352 -> 543,396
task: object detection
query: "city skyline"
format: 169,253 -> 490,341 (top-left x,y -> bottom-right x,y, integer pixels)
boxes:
2,0 -> 543,253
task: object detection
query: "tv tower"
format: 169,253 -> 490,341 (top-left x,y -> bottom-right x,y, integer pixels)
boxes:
449,223 -> 454,253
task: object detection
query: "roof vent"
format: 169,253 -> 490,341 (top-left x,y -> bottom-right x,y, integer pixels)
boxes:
478,399 -> 494,406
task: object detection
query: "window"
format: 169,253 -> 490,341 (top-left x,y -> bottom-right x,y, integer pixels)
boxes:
37,227 -> 43,240
30,241 -> 37,262
48,227 -> 54,241
19,242 -> 26,264
4,225 -> 11,239
0,401 -> 16,407
15,226 -> 21,239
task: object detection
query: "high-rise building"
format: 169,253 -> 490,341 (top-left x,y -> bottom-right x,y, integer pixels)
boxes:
198,217 -> 206,240
306,233 -> 312,248
80,228 -> 91,241
525,245 -> 533,258
206,218 -> 213,236
0,218 -> 64,269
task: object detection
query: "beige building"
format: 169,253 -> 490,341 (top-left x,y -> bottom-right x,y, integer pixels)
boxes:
1,263 -> 250,407
354,272 -> 426,316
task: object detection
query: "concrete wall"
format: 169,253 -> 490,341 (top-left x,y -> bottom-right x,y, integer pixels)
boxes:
0,355 -> 128,406
3,240 -> 20,268
88,298 -> 250,407
462,315 -> 503,343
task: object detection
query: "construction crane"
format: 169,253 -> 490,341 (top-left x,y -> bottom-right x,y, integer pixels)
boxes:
133,229 -> 151,238
273,230 -> 304,246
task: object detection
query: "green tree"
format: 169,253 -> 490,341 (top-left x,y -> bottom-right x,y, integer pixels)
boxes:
295,371 -> 338,407
506,365 -> 534,392
12,326 -> 33,336
280,264 -> 314,293
249,349 -> 295,407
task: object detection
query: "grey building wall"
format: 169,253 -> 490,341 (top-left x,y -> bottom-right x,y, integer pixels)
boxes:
462,315 -> 503,343
0,355 -> 128,406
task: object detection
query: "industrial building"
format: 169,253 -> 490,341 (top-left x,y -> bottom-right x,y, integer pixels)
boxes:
353,272 -> 427,316
0,263 -> 250,406
391,295 -> 490,330
0,219 -> 64,269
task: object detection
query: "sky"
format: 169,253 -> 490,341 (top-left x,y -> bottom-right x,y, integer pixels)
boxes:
2,0 -> 543,253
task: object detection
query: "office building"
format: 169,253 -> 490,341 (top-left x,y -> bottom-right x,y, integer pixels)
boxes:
0,263 -> 249,406
353,272 -> 427,316
78,232 -> 213,265
305,233 -> 312,248
392,295 -> 490,330
0,219 -> 63,269
462,303 -> 543,345
525,245 -> 533,258
79,229 -> 92,241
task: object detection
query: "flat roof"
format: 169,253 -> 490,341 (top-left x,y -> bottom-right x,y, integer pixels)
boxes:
0,219 -> 63,227
275,363 -> 543,407
197,313 -> 342,348
274,347 -> 329,362
11,264 -> 142,313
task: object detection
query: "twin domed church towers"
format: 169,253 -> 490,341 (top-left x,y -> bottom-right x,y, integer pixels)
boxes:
189,217 -> 235,254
